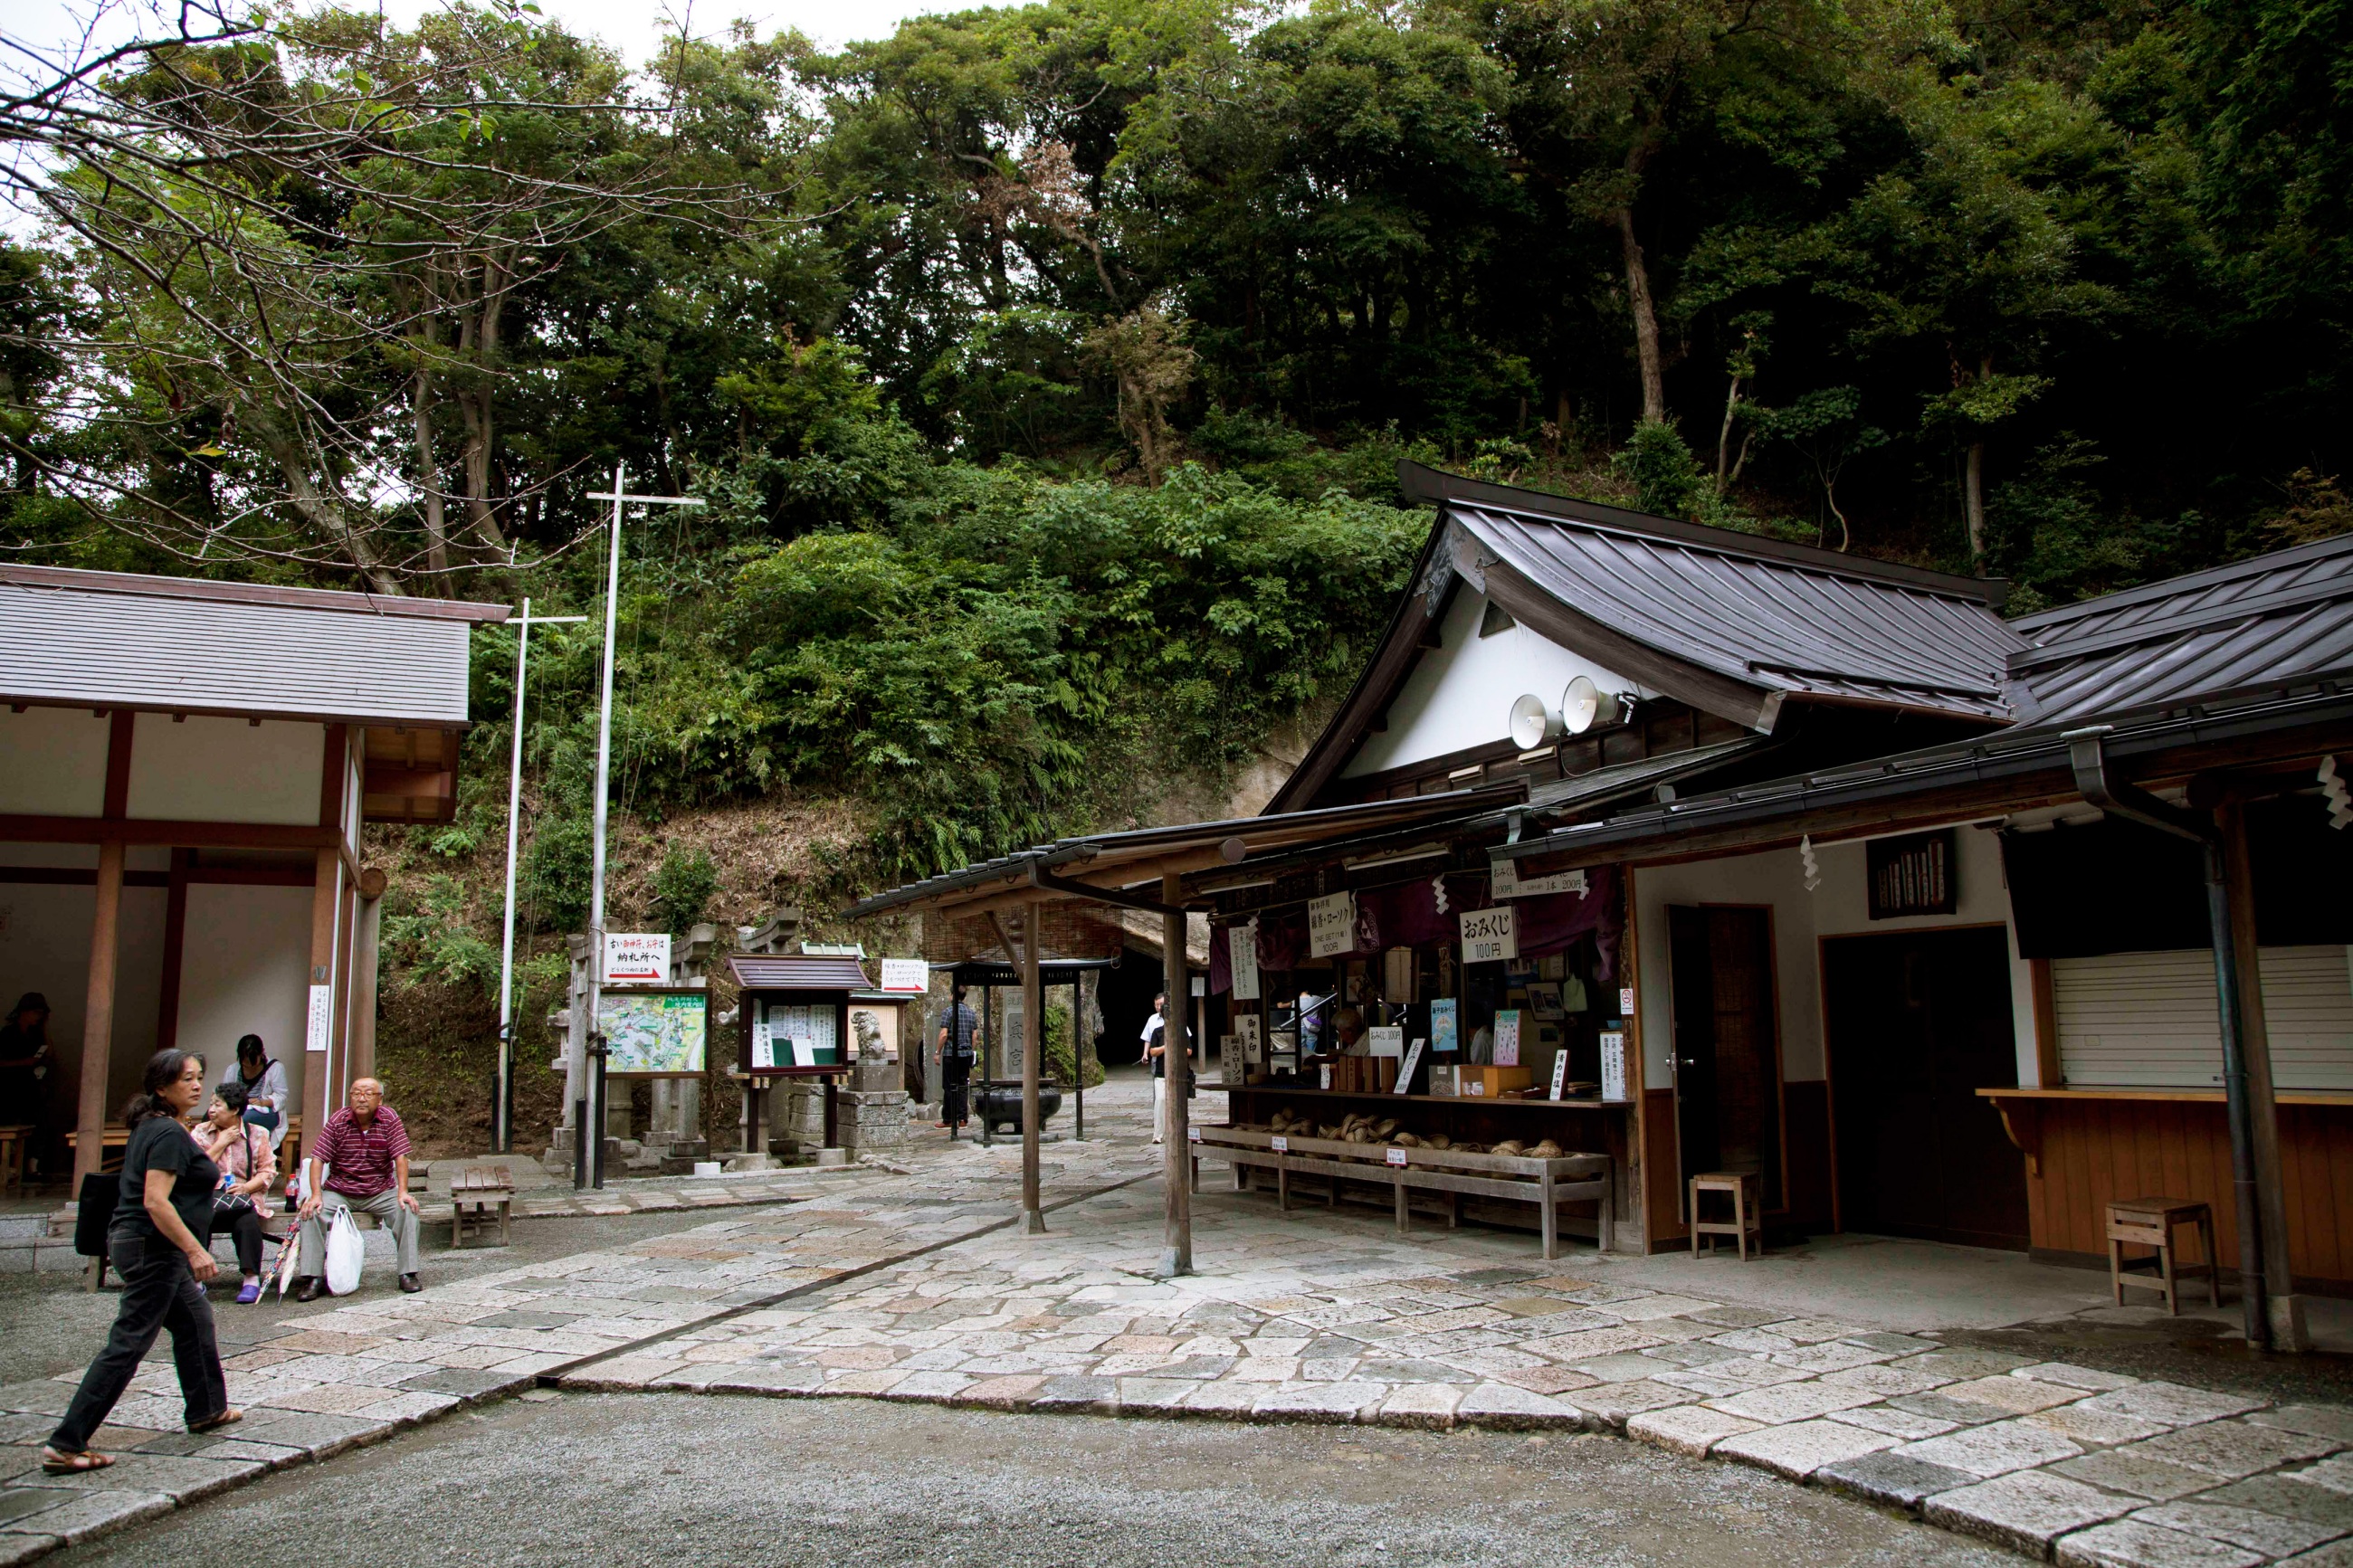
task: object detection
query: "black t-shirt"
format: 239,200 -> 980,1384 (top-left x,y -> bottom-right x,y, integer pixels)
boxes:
111,1116 -> 217,1244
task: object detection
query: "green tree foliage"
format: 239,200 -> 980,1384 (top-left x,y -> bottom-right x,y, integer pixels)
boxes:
13,0 -> 2353,889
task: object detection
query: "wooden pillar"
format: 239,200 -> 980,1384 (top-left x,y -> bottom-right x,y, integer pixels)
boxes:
73,710 -> 135,1190
1621,864 -> 1644,1250
1161,874 -> 1192,1277
302,847 -> 341,1138
72,841 -> 125,1189
155,849 -> 192,1053
2217,794 -> 2309,1350
348,868 -> 387,1083
305,724 -> 348,1136
1020,898 -> 1044,1233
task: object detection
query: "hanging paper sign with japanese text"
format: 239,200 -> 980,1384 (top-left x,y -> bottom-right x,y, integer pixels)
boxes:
1228,926 -> 1262,1001
1308,892 -> 1357,958
1490,860 -> 1589,900
1459,905 -> 1518,963
603,932 -> 671,986
1396,1038 -> 1425,1094
1493,1009 -> 1522,1067
1430,998 -> 1459,1054
1367,1025 -> 1404,1058
304,984 -> 333,1056
879,958 -> 929,993
1601,1031 -> 1629,1102
1238,1012 -> 1263,1064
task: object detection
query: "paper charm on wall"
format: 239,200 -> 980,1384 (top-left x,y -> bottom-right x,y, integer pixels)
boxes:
1800,834 -> 1822,892
1431,873 -> 1450,915
2323,756 -> 2353,831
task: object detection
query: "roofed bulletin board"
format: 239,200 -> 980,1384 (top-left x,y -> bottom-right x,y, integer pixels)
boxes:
595,989 -> 708,1077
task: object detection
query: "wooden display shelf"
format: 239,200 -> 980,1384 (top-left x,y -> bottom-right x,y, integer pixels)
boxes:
1228,1084 -> 1632,1111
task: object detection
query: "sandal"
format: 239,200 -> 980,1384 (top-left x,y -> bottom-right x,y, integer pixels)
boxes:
186,1408 -> 243,1434
40,1448 -> 114,1475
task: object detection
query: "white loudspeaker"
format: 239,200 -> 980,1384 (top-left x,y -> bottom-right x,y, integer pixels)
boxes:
1562,675 -> 1602,734
1509,693 -> 1562,750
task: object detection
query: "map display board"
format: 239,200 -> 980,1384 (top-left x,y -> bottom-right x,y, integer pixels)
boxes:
596,990 -> 708,1076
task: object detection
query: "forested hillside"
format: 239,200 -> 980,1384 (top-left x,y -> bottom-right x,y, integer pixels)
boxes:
5,0 -> 2353,1127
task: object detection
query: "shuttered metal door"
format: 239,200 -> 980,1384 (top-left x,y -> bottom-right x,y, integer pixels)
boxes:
2053,946 -> 2353,1089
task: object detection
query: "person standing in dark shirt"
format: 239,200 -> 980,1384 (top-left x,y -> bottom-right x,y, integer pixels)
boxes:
0,993 -> 55,1177
934,985 -> 977,1138
43,1050 -> 237,1473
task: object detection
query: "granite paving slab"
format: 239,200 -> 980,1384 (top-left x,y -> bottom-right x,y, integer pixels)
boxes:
1715,1418 -> 1898,1479
1926,1470 -> 2138,1556
1815,1449 -> 1978,1509
2131,1499 -> 2348,1558
2055,1520 -> 2262,1567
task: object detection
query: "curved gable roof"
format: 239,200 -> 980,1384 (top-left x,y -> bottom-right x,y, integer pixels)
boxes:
1267,463 -> 2019,812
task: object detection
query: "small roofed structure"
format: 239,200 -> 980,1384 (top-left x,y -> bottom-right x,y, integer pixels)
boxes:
0,565 -> 506,1185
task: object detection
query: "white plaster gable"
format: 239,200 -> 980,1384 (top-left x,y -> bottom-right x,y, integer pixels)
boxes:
1341,589 -> 1636,777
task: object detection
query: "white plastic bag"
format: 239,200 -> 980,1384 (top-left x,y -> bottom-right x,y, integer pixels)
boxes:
324,1206 -> 364,1296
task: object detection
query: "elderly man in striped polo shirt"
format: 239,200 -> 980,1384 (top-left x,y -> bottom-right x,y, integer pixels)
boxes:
291,1078 -> 423,1301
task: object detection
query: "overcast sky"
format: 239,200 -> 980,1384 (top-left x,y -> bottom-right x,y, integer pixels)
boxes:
7,0 -> 950,78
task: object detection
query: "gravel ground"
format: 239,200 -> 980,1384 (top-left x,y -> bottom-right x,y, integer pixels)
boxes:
0,1198 -> 848,1388
59,1391 -> 2023,1568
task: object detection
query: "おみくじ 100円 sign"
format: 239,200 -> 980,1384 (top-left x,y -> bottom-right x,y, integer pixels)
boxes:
1459,905 -> 1518,963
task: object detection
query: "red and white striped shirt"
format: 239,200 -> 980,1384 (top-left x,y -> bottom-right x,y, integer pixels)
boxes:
311,1106 -> 410,1198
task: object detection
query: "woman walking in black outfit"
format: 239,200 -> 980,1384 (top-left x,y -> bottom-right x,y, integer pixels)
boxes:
41,1050 -> 241,1473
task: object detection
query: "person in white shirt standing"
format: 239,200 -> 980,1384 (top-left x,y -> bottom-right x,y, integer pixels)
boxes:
1142,992 -> 1190,1144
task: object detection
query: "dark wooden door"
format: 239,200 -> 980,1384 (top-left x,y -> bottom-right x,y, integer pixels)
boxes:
1824,927 -> 2028,1250
1669,906 -> 1783,1211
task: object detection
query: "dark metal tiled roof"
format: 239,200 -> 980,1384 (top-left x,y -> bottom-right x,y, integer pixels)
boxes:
1526,737 -> 1772,812
2007,534 -> 2353,722
1454,505 -> 2024,720
727,954 -> 873,993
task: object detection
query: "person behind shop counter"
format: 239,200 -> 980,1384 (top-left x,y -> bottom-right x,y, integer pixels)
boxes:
1327,1007 -> 1367,1056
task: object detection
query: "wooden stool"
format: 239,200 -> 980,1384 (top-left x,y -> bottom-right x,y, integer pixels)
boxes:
2108,1197 -> 2219,1314
1690,1171 -> 1763,1260
451,1164 -> 514,1249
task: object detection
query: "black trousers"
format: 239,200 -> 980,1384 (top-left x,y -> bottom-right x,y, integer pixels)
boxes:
207,1203 -> 265,1277
50,1230 -> 228,1452
940,1056 -> 971,1126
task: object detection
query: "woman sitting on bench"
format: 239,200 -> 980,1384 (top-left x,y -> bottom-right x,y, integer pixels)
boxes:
199,1084 -> 276,1304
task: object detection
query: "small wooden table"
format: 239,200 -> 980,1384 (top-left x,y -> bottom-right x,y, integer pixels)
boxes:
2108,1197 -> 2218,1314
1690,1171 -> 1764,1260
451,1164 -> 514,1248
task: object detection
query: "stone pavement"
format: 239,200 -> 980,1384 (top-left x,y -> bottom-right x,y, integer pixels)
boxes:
6,1071 -> 2349,1567
555,1175 -> 2353,1567
0,1125 -> 1165,1564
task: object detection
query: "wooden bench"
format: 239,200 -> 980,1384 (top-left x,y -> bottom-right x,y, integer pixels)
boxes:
67,1114 -> 300,1174
1193,1126 -> 1613,1260
450,1164 -> 513,1248
0,1126 -> 30,1196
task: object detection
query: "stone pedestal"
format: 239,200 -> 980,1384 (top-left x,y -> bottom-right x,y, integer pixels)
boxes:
838,1088 -> 909,1156
540,1127 -> 624,1176
775,1081 -> 828,1160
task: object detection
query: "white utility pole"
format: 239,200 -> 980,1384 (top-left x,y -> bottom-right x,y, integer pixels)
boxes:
492,596 -> 587,1155
576,463 -> 704,1189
